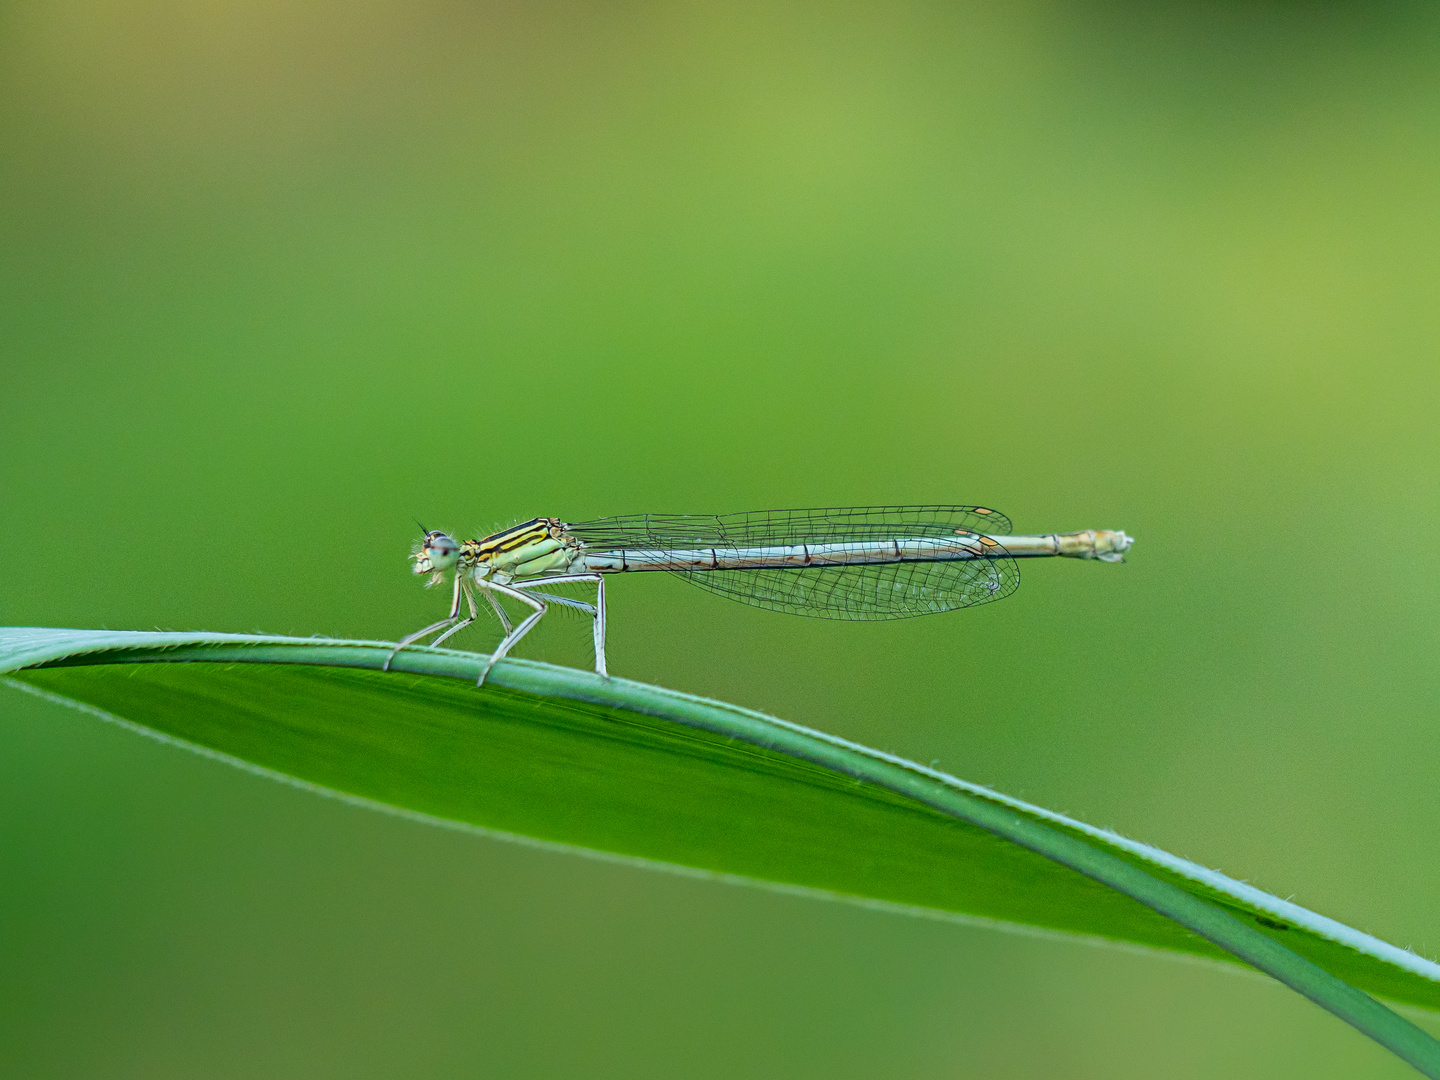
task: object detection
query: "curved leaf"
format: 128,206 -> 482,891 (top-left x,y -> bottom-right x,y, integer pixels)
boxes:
3,628 -> 1439,1075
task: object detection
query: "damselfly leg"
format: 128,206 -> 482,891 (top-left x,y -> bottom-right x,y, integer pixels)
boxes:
384,572 -> 471,671
480,585 -> 512,633
389,571 -> 608,684
474,574 -> 608,686
426,578 -> 481,649
510,574 -> 607,679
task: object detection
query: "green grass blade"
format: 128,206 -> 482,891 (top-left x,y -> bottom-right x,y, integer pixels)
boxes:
4,628 -> 1439,1075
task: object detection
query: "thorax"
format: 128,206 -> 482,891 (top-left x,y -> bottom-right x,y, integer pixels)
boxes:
463,517 -> 584,581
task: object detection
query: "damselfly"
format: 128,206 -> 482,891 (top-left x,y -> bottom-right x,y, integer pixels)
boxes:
386,506 -> 1133,684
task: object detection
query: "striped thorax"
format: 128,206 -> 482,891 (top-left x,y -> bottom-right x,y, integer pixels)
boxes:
461,518 -> 584,583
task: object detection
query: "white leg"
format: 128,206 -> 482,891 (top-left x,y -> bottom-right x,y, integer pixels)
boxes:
477,579 -> 549,686
593,575 -> 608,677
428,580 -> 481,649
511,574 -> 603,587
384,573 -> 465,670
477,582 -> 513,633
512,574 -> 608,679
526,592 -> 595,615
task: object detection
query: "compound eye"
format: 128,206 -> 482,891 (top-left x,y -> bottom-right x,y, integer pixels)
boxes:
421,533 -> 461,569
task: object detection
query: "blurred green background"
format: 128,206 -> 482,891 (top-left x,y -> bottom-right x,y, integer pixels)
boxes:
3,1 -> 1440,1076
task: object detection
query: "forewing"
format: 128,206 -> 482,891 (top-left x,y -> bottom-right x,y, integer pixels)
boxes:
568,505 -> 1014,550
567,506 -> 1020,620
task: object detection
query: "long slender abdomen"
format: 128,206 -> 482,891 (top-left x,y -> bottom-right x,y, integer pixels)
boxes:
577,531 -> 1130,573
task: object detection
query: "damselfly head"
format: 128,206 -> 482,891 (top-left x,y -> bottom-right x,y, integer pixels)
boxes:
412,530 -> 461,576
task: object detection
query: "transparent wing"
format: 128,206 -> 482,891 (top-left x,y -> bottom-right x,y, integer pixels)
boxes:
674,556 -> 1019,620
568,505 -> 1013,549
566,506 -> 1020,620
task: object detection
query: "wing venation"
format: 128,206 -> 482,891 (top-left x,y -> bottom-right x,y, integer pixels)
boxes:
567,506 -> 1019,620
